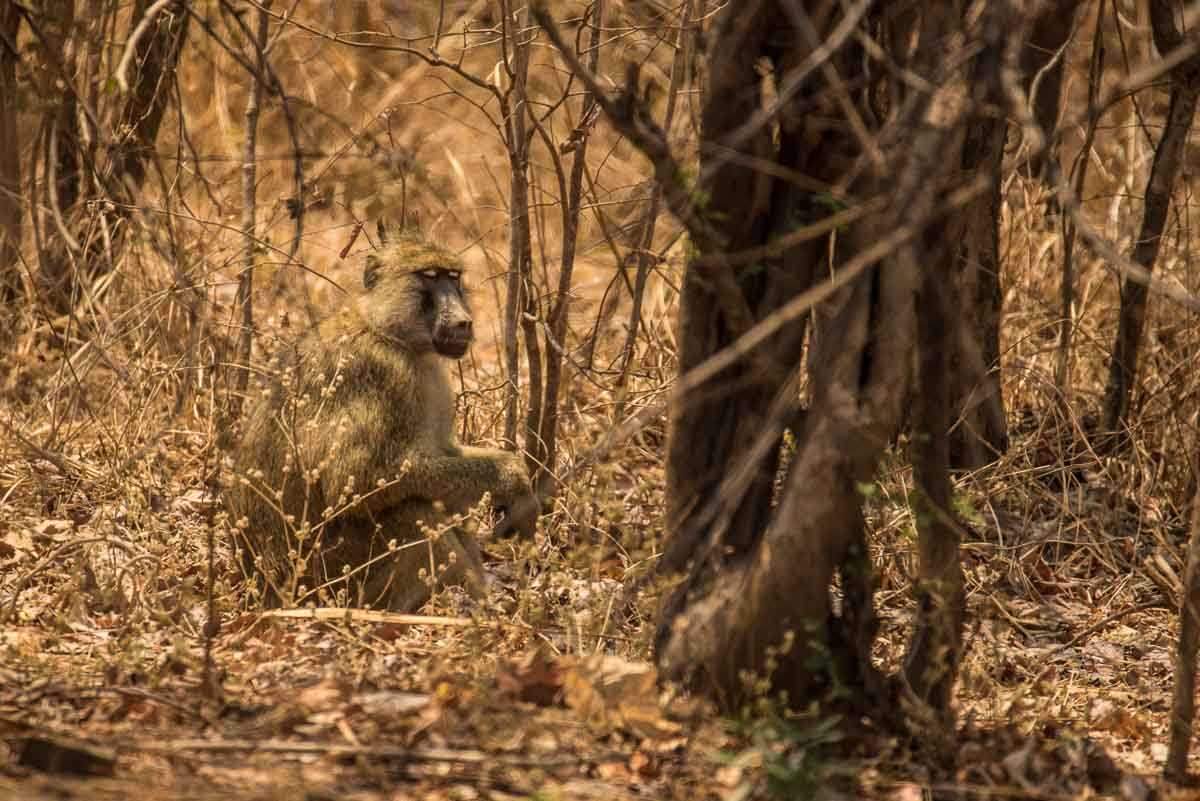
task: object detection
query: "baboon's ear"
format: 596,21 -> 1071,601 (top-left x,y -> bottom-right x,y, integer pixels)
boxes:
376,218 -> 389,246
364,254 -> 381,289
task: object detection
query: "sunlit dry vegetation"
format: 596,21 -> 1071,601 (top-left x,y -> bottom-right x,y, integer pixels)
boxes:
4,1 -> 1200,799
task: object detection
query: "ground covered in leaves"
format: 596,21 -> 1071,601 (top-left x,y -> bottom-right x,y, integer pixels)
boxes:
4,355 -> 1200,801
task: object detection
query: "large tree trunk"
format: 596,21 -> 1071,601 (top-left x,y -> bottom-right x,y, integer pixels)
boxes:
658,216 -> 915,707
657,0 -> 843,642
1102,0 -> 1200,442
662,4 -> 802,568
651,0 -> 1027,721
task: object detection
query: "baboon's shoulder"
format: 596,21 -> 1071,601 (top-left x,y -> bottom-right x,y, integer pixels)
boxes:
301,308 -> 418,394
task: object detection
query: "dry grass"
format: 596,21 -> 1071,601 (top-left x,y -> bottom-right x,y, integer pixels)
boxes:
3,3 -> 1200,800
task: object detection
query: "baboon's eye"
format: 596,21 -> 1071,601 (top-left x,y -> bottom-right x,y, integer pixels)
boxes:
419,269 -> 439,280
445,270 -> 461,283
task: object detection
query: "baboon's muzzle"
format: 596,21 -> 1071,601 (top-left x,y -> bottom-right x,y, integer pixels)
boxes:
433,313 -> 473,358
429,275 -> 474,358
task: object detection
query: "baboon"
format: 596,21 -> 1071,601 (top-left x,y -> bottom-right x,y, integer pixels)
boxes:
226,225 -> 537,611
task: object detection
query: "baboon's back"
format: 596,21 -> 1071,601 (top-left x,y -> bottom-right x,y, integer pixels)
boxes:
227,310 -> 437,600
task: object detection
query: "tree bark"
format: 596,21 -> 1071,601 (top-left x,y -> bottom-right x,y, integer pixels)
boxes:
0,3 -> 22,310
232,4 -> 270,423
1102,0 -> 1200,441
661,0 -> 832,581
35,0 -> 82,311
1022,0 -> 1084,179
945,1 -> 1083,470
502,2 -> 532,453
654,0 -> 1010,715
904,247 -> 964,715
1056,5 -> 1105,395
1168,477 -> 1200,779
656,0 -> 926,709
658,211 -> 916,708
34,0 -> 188,314
947,78 -> 1008,471
110,0 -> 189,195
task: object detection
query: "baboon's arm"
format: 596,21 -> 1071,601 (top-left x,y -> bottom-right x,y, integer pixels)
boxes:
324,446 -> 523,520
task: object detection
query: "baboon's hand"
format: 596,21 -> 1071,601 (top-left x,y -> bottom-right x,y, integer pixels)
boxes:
497,488 -> 538,538
494,456 -> 537,538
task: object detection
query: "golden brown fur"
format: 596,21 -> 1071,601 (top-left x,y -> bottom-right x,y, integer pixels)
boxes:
226,232 -> 536,610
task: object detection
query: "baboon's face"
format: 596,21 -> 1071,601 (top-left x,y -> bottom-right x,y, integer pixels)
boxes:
414,267 -> 473,358
363,250 -> 474,358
